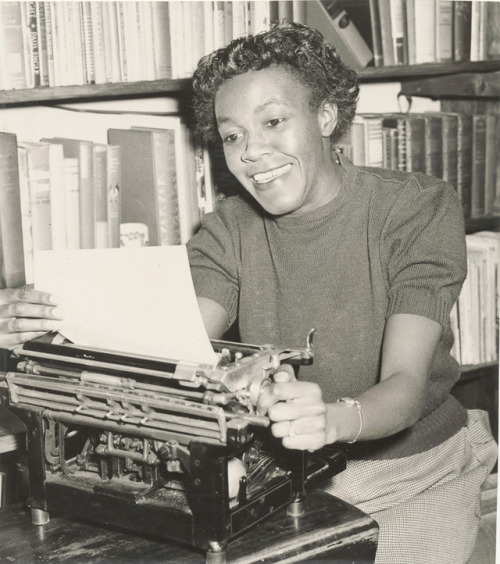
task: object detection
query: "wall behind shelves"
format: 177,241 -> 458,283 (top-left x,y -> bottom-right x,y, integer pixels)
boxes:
0,81 -> 439,144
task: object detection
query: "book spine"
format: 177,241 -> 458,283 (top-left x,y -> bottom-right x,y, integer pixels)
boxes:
471,114 -> 487,218
27,1 -> 41,87
106,145 -> 121,248
139,1 -> 156,81
0,133 -> 25,288
90,2 -> 106,84
436,0 -> 453,62
152,131 -> 181,246
0,2 -> 29,90
103,1 -> 122,83
378,0 -> 395,66
63,157 -> 80,249
456,113 -> 473,219
389,0 -> 407,65
151,1 -> 172,79
19,3 -> 34,88
453,1 -> 472,62
93,145 -> 108,248
78,142 -> 95,249
17,146 -> 33,285
484,115 -> 497,215
43,2 -> 55,86
368,0 -> 383,67
440,114 -> 458,190
47,143 -> 67,250
24,144 -> 52,253
414,0 -> 436,63
80,2 -> 95,85
36,1 -> 49,86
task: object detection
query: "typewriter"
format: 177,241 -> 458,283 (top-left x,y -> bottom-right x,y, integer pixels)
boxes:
0,330 -> 345,563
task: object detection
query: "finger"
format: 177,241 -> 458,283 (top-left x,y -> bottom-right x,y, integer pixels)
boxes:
0,317 -> 62,334
0,286 -> 59,307
256,386 -> 281,416
270,381 -> 323,402
0,301 -> 64,321
0,331 -> 49,349
271,415 -> 326,439
282,433 -> 327,452
273,364 -> 296,383
268,398 -> 326,422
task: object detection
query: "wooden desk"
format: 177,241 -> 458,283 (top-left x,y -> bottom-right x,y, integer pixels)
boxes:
0,491 -> 378,563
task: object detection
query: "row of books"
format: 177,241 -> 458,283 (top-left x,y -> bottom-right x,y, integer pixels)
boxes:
339,111 -> 500,219
368,0 -> 500,67
0,1 -> 309,89
0,123 -> 215,288
450,231 -> 499,367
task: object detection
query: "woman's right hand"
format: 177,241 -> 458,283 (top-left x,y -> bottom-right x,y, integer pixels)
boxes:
0,286 -> 63,349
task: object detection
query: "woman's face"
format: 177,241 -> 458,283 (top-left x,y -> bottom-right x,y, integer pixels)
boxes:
214,66 -> 340,216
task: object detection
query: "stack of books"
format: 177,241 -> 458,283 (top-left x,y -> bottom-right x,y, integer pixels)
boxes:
0,122 -> 216,288
451,231 -> 500,367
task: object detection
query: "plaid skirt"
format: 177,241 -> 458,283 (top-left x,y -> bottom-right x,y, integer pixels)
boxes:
321,409 -> 498,564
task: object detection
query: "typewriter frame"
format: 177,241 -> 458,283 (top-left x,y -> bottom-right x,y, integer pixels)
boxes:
0,333 -> 345,563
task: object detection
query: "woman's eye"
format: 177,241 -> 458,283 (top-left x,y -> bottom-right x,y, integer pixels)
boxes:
223,133 -> 241,144
266,118 -> 285,128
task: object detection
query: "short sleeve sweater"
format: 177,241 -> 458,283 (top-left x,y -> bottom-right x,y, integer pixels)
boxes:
187,154 -> 468,460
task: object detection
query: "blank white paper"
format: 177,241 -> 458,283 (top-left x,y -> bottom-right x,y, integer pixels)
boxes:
34,246 -> 217,365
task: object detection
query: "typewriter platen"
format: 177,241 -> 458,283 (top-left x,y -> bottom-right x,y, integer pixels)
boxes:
0,330 -> 345,563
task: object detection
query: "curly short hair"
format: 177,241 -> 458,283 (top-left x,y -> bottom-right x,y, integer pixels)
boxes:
191,22 -> 359,145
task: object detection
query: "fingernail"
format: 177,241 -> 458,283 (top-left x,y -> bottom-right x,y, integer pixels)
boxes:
51,307 -> 64,319
49,294 -> 60,304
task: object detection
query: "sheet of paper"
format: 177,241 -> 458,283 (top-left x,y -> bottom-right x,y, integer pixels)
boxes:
34,246 -> 218,365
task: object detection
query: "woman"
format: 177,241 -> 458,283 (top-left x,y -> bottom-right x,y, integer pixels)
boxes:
1,22 -> 496,564
187,22 -> 497,564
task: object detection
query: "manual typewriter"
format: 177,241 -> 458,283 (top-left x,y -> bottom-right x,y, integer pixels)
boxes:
0,330 -> 345,563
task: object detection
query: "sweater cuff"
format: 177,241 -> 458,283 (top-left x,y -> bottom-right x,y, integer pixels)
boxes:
191,268 -> 239,325
387,288 -> 455,328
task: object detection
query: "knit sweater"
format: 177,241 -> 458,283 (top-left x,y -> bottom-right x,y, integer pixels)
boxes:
187,154 -> 468,460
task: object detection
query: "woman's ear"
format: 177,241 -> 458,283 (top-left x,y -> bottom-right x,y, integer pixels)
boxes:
318,101 -> 338,138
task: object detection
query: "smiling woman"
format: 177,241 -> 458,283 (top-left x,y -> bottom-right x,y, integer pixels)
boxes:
187,22 -> 497,564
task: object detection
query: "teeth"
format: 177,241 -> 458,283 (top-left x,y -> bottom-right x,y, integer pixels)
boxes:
252,164 -> 292,184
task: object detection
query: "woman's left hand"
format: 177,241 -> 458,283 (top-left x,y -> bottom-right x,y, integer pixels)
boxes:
257,367 -> 328,451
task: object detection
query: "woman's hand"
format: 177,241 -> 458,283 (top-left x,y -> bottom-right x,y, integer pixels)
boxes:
257,366 -> 328,451
0,286 -> 63,349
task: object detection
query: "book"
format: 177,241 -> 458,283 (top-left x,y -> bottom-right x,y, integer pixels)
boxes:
453,1 -> 472,62
471,114 -> 487,218
46,142 -> 66,250
151,1 -> 172,79
306,1 -> 373,69
132,127 -> 182,246
250,1 -> 271,34
26,1 -> 41,87
0,2 -> 29,90
389,0 -> 407,65
484,114 -> 497,216
368,0 -> 383,67
405,0 -> 416,64
404,115 -> 426,174
420,114 -> 443,179
43,1 -> 55,86
106,145 -> 121,248
351,114 -> 384,167
456,112 -> 473,219
138,1 -> 156,81
107,128 -> 167,247
484,0 -> 500,60
102,0 -> 122,83
0,132 -> 25,289
36,1 -> 49,86
89,1 -> 106,84
63,157 -> 81,249
42,138 -> 95,249
17,146 -> 34,284
378,0 -> 395,66
92,144 -> 108,248
292,1 -> 307,24
18,142 -> 52,255
436,112 -> 458,191
435,0 -> 453,62
414,0 -> 436,63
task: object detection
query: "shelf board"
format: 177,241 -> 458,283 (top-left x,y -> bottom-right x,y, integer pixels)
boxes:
358,60 -> 500,82
465,216 -> 500,234
0,79 -> 192,107
459,362 -> 499,383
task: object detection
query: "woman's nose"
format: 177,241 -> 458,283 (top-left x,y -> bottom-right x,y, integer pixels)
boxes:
241,131 -> 271,162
